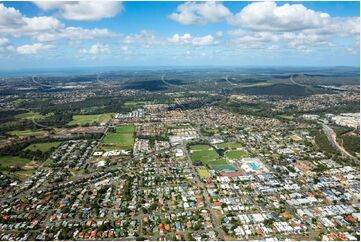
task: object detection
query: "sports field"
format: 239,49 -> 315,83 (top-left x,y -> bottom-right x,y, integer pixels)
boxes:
190,144 -> 218,163
210,164 -> 237,171
217,142 -> 243,149
224,150 -> 248,160
8,129 -> 47,137
207,158 -> 236,171
24,141 -> 62,152
68,113 -> 114,126
101,125 -> 135,151
190,144 -> 236,171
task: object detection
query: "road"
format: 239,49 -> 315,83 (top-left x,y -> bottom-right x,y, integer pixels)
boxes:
182,141 -> 226,240
289,74 -> 307,87
321,123 -> 357,161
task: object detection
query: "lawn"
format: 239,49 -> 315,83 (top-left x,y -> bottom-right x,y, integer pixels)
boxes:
8,129 -> 47,137
0,156 -> 33,171
224,150 -> 248,160
198,168 -> 211,178
68,113 -> 114,126
217,142 -> 243,149
24,141 -> 62,152
15,111 -> 53,120
101,125 -> 135,151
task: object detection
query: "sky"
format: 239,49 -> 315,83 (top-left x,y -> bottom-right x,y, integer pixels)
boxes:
0,1 -> 359,70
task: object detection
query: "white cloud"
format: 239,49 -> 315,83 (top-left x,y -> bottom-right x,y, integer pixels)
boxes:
122,30 -> 157,48
79,44 -> 111,55
0,4 -> 24,28
228,29 -> 336,51
0,37 -> 14,53
169,1 -> 231,25
0,3 -> 117,49
33,27 -> 116,42
231,1 -> 331,31
16,43 -> 54,55
34,1 -> 123,21
0,38 -> 10,46
121,45 -> 129,52
168,33 -> 217,46
0,4 -> 63,36
227,2 -> 359,52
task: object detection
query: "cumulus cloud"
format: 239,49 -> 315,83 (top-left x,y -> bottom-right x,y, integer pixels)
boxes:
169,1 -> 231,25
226,1 -> 359,52
169,2 -> 359,38
34,1 -> 124,21
231,1 -> 331,31
79,44 -> 111,55
168,33 -> 218,46
0,4 -> 63,36
16,43 -> 55,55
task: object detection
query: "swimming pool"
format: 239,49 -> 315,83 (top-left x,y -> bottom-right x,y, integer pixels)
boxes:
249,163 -> 260,170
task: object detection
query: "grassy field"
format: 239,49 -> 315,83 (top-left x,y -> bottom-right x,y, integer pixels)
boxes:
124,101 -> 152,109
12,170 -> 36,181
190,144 -> 236,171
0,156 -> 33,171
224,150 -> 248,160
217,142 -> 243,149
15,111 -> 53,120
101,125 -> 135,151
24,141 -> 62,152
68,113 -> 114,126
8,129 -> 47,137
198,168 -> 211,178
207,158 -> 236,171
190,145 -> 218,163
278,114 -> 294,120
200,127 -> 219,136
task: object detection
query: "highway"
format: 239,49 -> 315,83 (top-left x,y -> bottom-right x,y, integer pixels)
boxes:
321,123 -> 357,161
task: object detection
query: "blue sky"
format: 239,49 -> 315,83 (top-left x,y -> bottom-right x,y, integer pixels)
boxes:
0,1 -> 359,69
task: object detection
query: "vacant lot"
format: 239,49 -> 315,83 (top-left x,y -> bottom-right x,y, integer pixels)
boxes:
68,113 -> 114,126
0,156 -> 34,171
8,129 -> 48,137
25,141 -> 62,152
198,168 -> 211,178
101,125 -> 135,151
